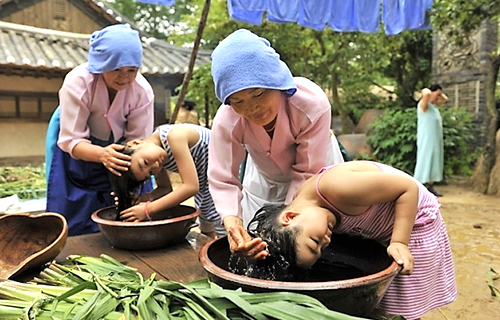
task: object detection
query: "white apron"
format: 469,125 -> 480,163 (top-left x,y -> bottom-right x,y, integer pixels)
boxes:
240,134 -> 344,227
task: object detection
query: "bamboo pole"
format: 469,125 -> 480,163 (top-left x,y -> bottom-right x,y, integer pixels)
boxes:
170,0 -> 211,123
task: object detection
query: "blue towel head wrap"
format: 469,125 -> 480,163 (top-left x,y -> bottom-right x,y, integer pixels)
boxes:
87,24 -> 143,74
211,29 -> 297,104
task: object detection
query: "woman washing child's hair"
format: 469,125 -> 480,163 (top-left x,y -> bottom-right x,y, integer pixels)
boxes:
111,124 -> 223,238
249,160 -> 457,320
208,29 -> 344,259
46,24 -> 154,236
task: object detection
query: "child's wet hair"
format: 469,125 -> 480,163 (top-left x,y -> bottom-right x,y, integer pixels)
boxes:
239,204 -> 305,281
108,144 -> 146,215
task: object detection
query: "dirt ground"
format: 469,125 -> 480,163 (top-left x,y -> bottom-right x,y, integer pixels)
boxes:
421,180 -> 500,320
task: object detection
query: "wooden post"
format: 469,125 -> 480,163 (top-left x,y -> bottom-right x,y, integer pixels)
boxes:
170,0 -> 211,124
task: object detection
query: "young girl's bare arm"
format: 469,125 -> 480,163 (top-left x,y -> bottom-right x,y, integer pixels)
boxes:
147,127 -> 199,216
319,165 -> 418,273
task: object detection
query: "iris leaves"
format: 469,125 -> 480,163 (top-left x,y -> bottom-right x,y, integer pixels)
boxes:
0,254 -> 369,319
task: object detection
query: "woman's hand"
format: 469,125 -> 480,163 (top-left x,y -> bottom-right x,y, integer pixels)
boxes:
387,242 -> 414,275
100,144 -> 131,176
224,216 -> 269,261
120,202 -> 149,222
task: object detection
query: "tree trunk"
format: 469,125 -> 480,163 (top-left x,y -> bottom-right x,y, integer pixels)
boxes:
170,0 -> 211,124
472,53 -> 500,193
331,69 -> 349,134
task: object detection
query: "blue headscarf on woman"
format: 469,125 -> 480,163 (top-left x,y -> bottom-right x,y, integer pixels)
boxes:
87,24 -> 143,73
211,29 -> 297,105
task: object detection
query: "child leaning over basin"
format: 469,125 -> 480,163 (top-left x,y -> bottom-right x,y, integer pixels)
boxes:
111,124 -> 223,238
247,160 -> 457,320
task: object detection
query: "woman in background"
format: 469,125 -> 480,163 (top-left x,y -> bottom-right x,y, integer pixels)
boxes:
414,84 -> 448,197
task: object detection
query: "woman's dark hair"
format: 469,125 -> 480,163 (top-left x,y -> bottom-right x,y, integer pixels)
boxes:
429,84 -> 443,92
237,204 -> 305,281
108,146 -> 146,218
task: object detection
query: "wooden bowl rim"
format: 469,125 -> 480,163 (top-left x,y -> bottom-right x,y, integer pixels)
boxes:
0,212 -> 68,279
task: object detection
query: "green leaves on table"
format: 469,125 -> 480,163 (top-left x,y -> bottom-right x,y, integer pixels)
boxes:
0,254 -> 369,320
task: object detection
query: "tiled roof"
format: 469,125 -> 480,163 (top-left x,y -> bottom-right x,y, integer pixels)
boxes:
0,20 -> 212,76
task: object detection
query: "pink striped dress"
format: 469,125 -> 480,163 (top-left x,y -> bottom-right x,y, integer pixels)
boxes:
316,161 -> 457,320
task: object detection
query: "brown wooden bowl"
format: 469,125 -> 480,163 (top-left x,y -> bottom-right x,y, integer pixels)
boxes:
91,205 -> 200,251
199,234 -> 401,317
0,212 -> 68,279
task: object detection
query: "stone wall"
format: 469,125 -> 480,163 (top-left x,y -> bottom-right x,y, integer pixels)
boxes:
432,21 -> 498,146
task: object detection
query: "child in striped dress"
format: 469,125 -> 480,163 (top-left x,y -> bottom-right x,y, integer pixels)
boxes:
112,124 -> 223,237
247,160 -> 457,319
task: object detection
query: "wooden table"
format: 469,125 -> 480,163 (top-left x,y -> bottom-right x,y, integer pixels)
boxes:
56,230 -> 211,283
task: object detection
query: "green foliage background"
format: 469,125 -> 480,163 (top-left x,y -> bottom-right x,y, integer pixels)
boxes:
367,107 -> 479,177
103,0 -> 484,180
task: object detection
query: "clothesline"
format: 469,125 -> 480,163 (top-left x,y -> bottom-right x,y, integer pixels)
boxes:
228,0 -> 433,35
133,0 -> 433,35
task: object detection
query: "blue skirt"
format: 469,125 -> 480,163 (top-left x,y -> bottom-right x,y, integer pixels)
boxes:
45,108 -> 152,236
46,145 -> 114,236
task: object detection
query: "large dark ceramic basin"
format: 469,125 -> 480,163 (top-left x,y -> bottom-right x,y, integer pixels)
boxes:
91,205 -> 199,251
199,234 -> 401,317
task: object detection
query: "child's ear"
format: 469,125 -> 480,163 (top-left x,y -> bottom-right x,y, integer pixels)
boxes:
126,139 -> 143,147
280,210 -> 300,227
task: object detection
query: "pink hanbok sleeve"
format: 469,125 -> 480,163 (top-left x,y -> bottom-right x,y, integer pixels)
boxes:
208,106 -> 247,220
285,77 -> 332,203
57,65 -> 154,157
57,65 -> 95,156
120,73 -> 154,140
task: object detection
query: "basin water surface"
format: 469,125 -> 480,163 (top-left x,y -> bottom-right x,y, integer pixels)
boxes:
199,234 -> 400,317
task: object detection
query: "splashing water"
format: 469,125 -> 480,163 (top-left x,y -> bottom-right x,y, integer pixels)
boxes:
227,232 -> 293,281
228,251 -> 292,281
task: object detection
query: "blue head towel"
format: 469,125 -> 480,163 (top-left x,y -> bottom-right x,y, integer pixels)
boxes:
211,29 -> 297,104
87,24 -> 143,73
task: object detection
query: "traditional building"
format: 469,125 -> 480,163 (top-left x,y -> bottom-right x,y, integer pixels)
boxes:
432,21 -> 498,146
0,0 -> 211,161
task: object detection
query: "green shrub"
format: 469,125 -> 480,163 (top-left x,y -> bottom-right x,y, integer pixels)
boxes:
367,107 -> 478,177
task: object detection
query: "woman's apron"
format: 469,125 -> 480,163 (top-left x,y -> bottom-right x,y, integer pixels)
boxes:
46,110 -> 151,236
240,134 -> 344,227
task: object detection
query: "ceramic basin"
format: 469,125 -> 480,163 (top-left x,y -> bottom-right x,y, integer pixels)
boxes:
199,234 -> 401,317
91,205 -> 199,251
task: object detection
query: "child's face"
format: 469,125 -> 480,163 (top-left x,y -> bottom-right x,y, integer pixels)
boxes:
281,207 -> 335,269
128,141 -> 167,181
103,66 -> 139,92
228,88 -> 282,126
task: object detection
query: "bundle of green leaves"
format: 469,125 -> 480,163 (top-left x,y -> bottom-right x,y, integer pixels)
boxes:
0,254 -> 369,320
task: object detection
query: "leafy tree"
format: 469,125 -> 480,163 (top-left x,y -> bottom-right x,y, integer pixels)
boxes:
105,0 -> 198,39
432,0 -> 500,194
378,30 -> 433,108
